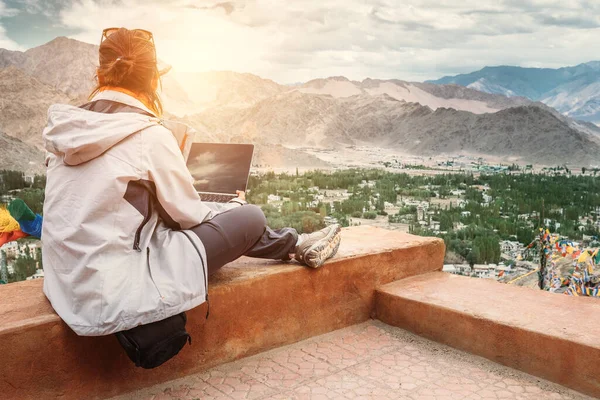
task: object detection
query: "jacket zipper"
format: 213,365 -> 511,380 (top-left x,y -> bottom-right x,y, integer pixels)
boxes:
133,196 -> 152,251
181,231 -> 210,319
146,247 -> 163,299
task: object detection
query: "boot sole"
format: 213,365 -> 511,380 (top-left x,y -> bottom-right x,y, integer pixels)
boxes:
303,225 -> 342,268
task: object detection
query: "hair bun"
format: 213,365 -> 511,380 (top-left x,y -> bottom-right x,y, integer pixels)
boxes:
106,55 -> 135,84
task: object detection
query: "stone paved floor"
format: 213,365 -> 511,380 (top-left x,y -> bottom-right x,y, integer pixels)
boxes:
113,320 -> 594,400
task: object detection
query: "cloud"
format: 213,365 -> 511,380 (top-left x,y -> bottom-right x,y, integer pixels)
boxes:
9,0 -> 600,82
0,0 -> 19,17
0,1 -> 22,50
185,1 -> 235,15
0,24 -> 21,49
10,0 -> 70,16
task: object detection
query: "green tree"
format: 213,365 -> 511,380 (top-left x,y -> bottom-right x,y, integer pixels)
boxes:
0,170 -> 26,193
467,246 -> 480,266
439,214 -> 453,231
11,245 -> 37,282
33,174 -> 46,190
565,206 -> 579,221
517,228 -> 535,246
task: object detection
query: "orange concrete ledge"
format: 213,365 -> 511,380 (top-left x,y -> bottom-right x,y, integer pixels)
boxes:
0,226 -> 444,400
375,272 -> 600,399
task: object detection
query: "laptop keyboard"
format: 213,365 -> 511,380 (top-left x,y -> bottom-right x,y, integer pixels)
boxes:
200,193 -> 238,203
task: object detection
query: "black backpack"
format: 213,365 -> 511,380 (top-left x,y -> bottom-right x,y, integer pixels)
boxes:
115,312 -> 191,369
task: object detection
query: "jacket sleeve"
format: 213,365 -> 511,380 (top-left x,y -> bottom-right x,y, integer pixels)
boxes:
203,200 -> 245,214
143,126 -> 241,229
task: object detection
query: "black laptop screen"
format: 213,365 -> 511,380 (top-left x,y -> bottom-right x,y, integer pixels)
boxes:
186,143 -> 254,194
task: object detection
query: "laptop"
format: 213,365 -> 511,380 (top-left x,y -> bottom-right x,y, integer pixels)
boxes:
186,143 -> 255,203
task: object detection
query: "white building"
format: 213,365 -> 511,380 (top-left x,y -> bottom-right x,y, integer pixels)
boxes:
443,265 -> 457,274
500,241 -> 522,258
404,199 -> 421,207
456,199 -> 467,208
456,264 -> 471,275
417,206 -> 425,221
324,216 -> 339,226
472,264 -> 495,279
26,269 -> 44,280
454,222 -> 466,230
583,234 -> 595,242
443,264 -> 471,275
1,242 -> 19,258
358,180 -> 375,189
26,243 -> 39,259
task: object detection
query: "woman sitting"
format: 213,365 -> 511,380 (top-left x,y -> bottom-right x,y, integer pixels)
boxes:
41,27 -> 342,336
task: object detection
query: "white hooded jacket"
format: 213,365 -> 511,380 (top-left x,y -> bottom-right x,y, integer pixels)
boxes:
42,90 -> 238,336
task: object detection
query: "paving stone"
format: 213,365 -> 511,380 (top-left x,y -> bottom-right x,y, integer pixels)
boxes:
112,321 -> 594,400
199,369 -> 277,400
290,370 -> 402,399
268,346 -> 339,381
185,380 -> 233,399
293,339 -> 362,369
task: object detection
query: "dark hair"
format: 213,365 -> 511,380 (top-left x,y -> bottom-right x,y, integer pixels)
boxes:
90,28 -> 163,116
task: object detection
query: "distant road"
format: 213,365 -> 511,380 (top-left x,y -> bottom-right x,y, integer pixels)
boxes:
506,268 -> 540,289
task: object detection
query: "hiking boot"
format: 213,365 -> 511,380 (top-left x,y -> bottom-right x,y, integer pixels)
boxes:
295,224 -> 342,268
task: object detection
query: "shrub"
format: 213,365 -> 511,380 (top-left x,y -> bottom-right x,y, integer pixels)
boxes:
363,211 -> 377,219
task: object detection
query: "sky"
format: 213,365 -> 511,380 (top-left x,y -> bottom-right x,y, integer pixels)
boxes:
1,0 -> 600,83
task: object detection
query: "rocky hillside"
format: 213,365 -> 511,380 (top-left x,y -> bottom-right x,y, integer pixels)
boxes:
0,37 -> 97,98
0,132 -> 45,174
0,48 -> 26,69
299,76 -> 531,114
20,37 -> 98,97
187,92 -> 600,165
2,36 -> 600,169
429,62 -> 600,125
0,66 -> 72,148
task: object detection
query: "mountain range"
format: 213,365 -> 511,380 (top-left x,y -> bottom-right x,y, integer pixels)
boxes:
429,62 -> 600,125
2,37 -> 600,172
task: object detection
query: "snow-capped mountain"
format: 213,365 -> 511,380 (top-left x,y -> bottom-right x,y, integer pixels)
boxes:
429,62 -> 600,125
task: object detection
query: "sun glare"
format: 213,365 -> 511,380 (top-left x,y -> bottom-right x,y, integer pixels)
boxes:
155,14 -> 274,74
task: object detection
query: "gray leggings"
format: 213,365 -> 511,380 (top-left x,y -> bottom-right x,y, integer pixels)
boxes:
191,205 -> 298,276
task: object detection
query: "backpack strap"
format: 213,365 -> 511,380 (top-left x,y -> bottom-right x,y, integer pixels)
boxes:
79,99 -> 154,117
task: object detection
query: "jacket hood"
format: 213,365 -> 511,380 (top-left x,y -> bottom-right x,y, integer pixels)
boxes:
43,104 -> 160,166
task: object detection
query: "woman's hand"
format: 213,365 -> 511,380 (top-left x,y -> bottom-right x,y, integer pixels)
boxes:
236,190 -> 246,201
